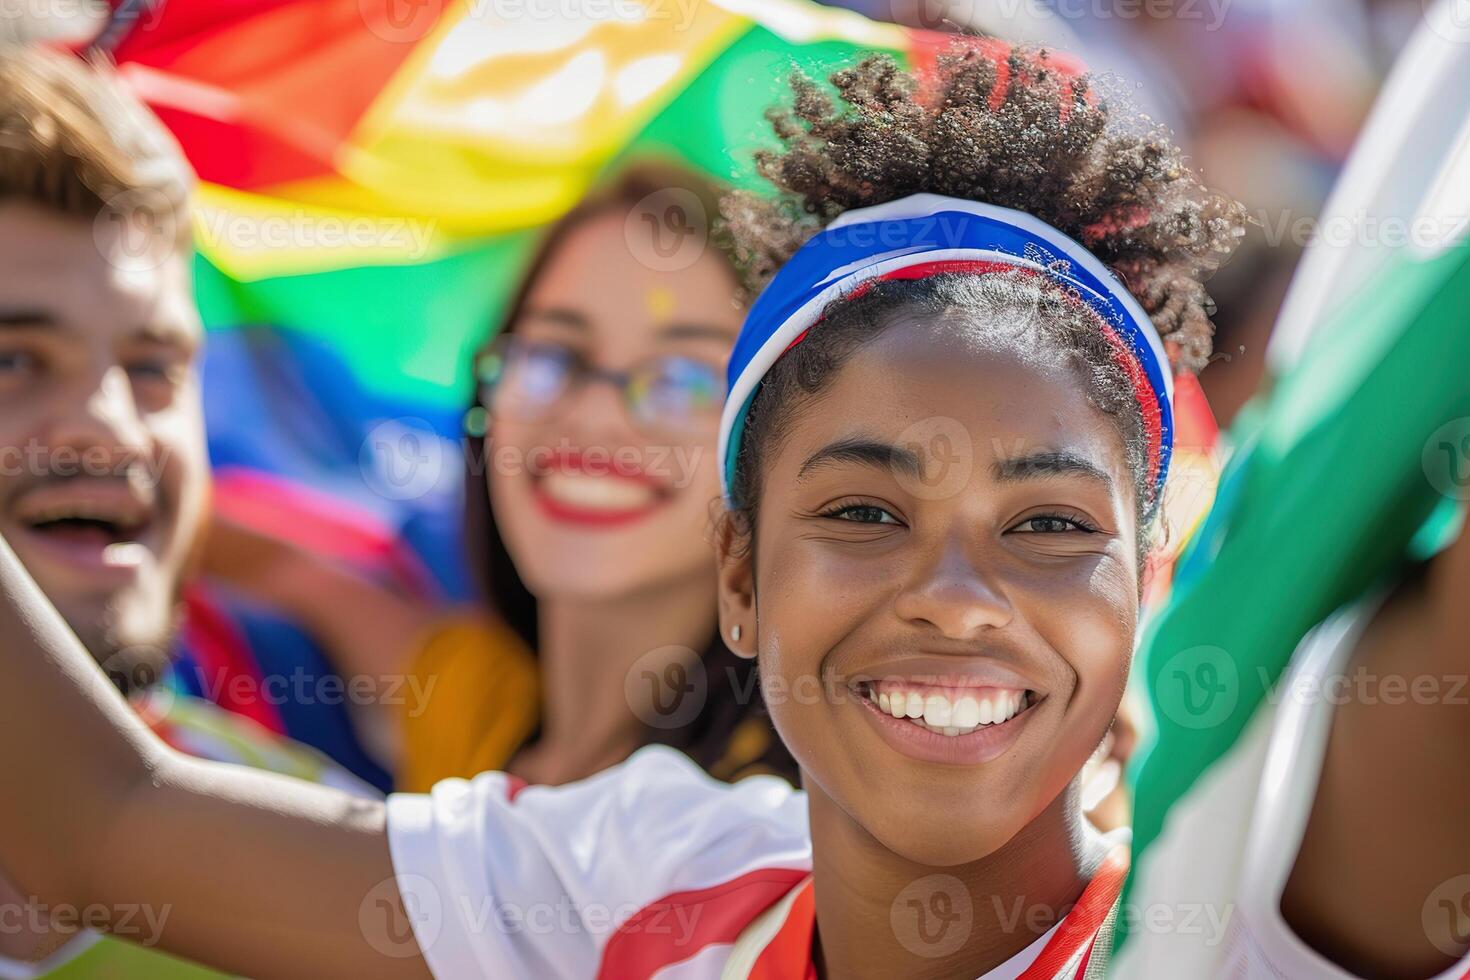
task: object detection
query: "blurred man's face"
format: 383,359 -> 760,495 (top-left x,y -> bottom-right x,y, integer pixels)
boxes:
0,201 -> 208,682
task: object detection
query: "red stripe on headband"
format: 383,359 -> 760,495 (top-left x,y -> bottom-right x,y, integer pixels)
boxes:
876,258 -> 1017,280
782,258 -> 1164,497
1096,322 -> 1165,491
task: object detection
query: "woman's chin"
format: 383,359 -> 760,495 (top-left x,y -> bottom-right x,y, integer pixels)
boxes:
857,803 -> 1030,868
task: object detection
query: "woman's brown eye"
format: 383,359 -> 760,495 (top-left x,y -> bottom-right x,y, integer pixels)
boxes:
826,505 -> 898,524
1017,516 -> 1090,533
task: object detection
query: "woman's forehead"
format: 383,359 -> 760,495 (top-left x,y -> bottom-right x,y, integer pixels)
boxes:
768,329 -> 1131,491
521,212 -> 741,349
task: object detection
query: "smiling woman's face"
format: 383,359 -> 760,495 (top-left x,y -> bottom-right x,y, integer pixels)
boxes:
488,209 -> 742,600
719,316 -> 1140,866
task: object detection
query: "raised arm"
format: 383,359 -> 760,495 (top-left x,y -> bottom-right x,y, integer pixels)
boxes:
0,532 -> 430,979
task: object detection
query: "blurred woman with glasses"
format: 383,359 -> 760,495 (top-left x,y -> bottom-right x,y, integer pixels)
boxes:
208,163 -> 797,790
436,163 -> 797,789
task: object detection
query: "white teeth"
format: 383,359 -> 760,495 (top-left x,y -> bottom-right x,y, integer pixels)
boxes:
867,687 -> 1030,737
540,472 -> 656,510
102,542 -> 149,567
905,693 -> 924,719
952,696 -> 981,729
923,694 -> 952,728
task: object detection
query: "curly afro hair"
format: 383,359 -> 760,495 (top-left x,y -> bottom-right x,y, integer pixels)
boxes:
719,45 -> 1247,557
723,45 -> 1246,374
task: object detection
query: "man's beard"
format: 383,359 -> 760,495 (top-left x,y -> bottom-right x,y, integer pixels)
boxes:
74,603 -> 182,698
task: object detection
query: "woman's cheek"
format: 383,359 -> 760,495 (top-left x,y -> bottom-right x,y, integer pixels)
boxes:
1026,557 -> 1136,742
756,536 -> 890,695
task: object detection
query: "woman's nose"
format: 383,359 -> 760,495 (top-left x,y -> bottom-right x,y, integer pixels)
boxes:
892,541 -> 1014,640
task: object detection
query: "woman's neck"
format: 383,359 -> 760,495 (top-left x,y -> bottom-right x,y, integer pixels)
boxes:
517,568 -> 718,785
807,781 -> 1104,980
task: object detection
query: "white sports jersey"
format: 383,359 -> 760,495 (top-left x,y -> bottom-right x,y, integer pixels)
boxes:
387,746 -> 1128,979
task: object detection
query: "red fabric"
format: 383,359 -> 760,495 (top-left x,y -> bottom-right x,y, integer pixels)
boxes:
212,467 -> 433,592
1016,846 -> 1129,980
748,878 -> 818,980
595,868 -> 810,980
734,846 -> 1128,979
1170,371 -> 1218,454
110,0 -> 439,188
180,585 -> 286,734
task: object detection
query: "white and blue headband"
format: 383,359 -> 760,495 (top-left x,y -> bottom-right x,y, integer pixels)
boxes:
718,193 -> 1174,504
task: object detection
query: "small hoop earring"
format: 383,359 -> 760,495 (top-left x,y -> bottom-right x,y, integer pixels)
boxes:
730,625 -> 742,643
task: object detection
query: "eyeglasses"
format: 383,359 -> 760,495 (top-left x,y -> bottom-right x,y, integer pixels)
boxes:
470,335 -> 725,435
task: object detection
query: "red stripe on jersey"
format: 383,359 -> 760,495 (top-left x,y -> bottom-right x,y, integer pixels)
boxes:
1016,845 -> 1129,979
596,868 -> 809,980
748,878 -> 817,980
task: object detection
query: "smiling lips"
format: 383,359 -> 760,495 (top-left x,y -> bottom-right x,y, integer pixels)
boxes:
852,671 -> 1041,765
864,681 -> 1027,737
10,485 -> 156,578
531,449 -> 672,527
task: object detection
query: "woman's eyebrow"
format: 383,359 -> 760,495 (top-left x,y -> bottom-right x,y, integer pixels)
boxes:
992,450 -> 1113,489
519,306 -> 589,330
798,437 -> 923,482
658,322 -> 738,343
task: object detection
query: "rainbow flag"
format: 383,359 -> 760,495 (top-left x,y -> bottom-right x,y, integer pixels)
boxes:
111,0 -> 937,408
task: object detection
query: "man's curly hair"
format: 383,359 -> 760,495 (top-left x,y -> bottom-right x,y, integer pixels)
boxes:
719,47 -> 1247,559
723,47 -> 1245,374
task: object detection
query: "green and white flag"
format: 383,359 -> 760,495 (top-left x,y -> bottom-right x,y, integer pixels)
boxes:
1116,1 -> 1470,971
